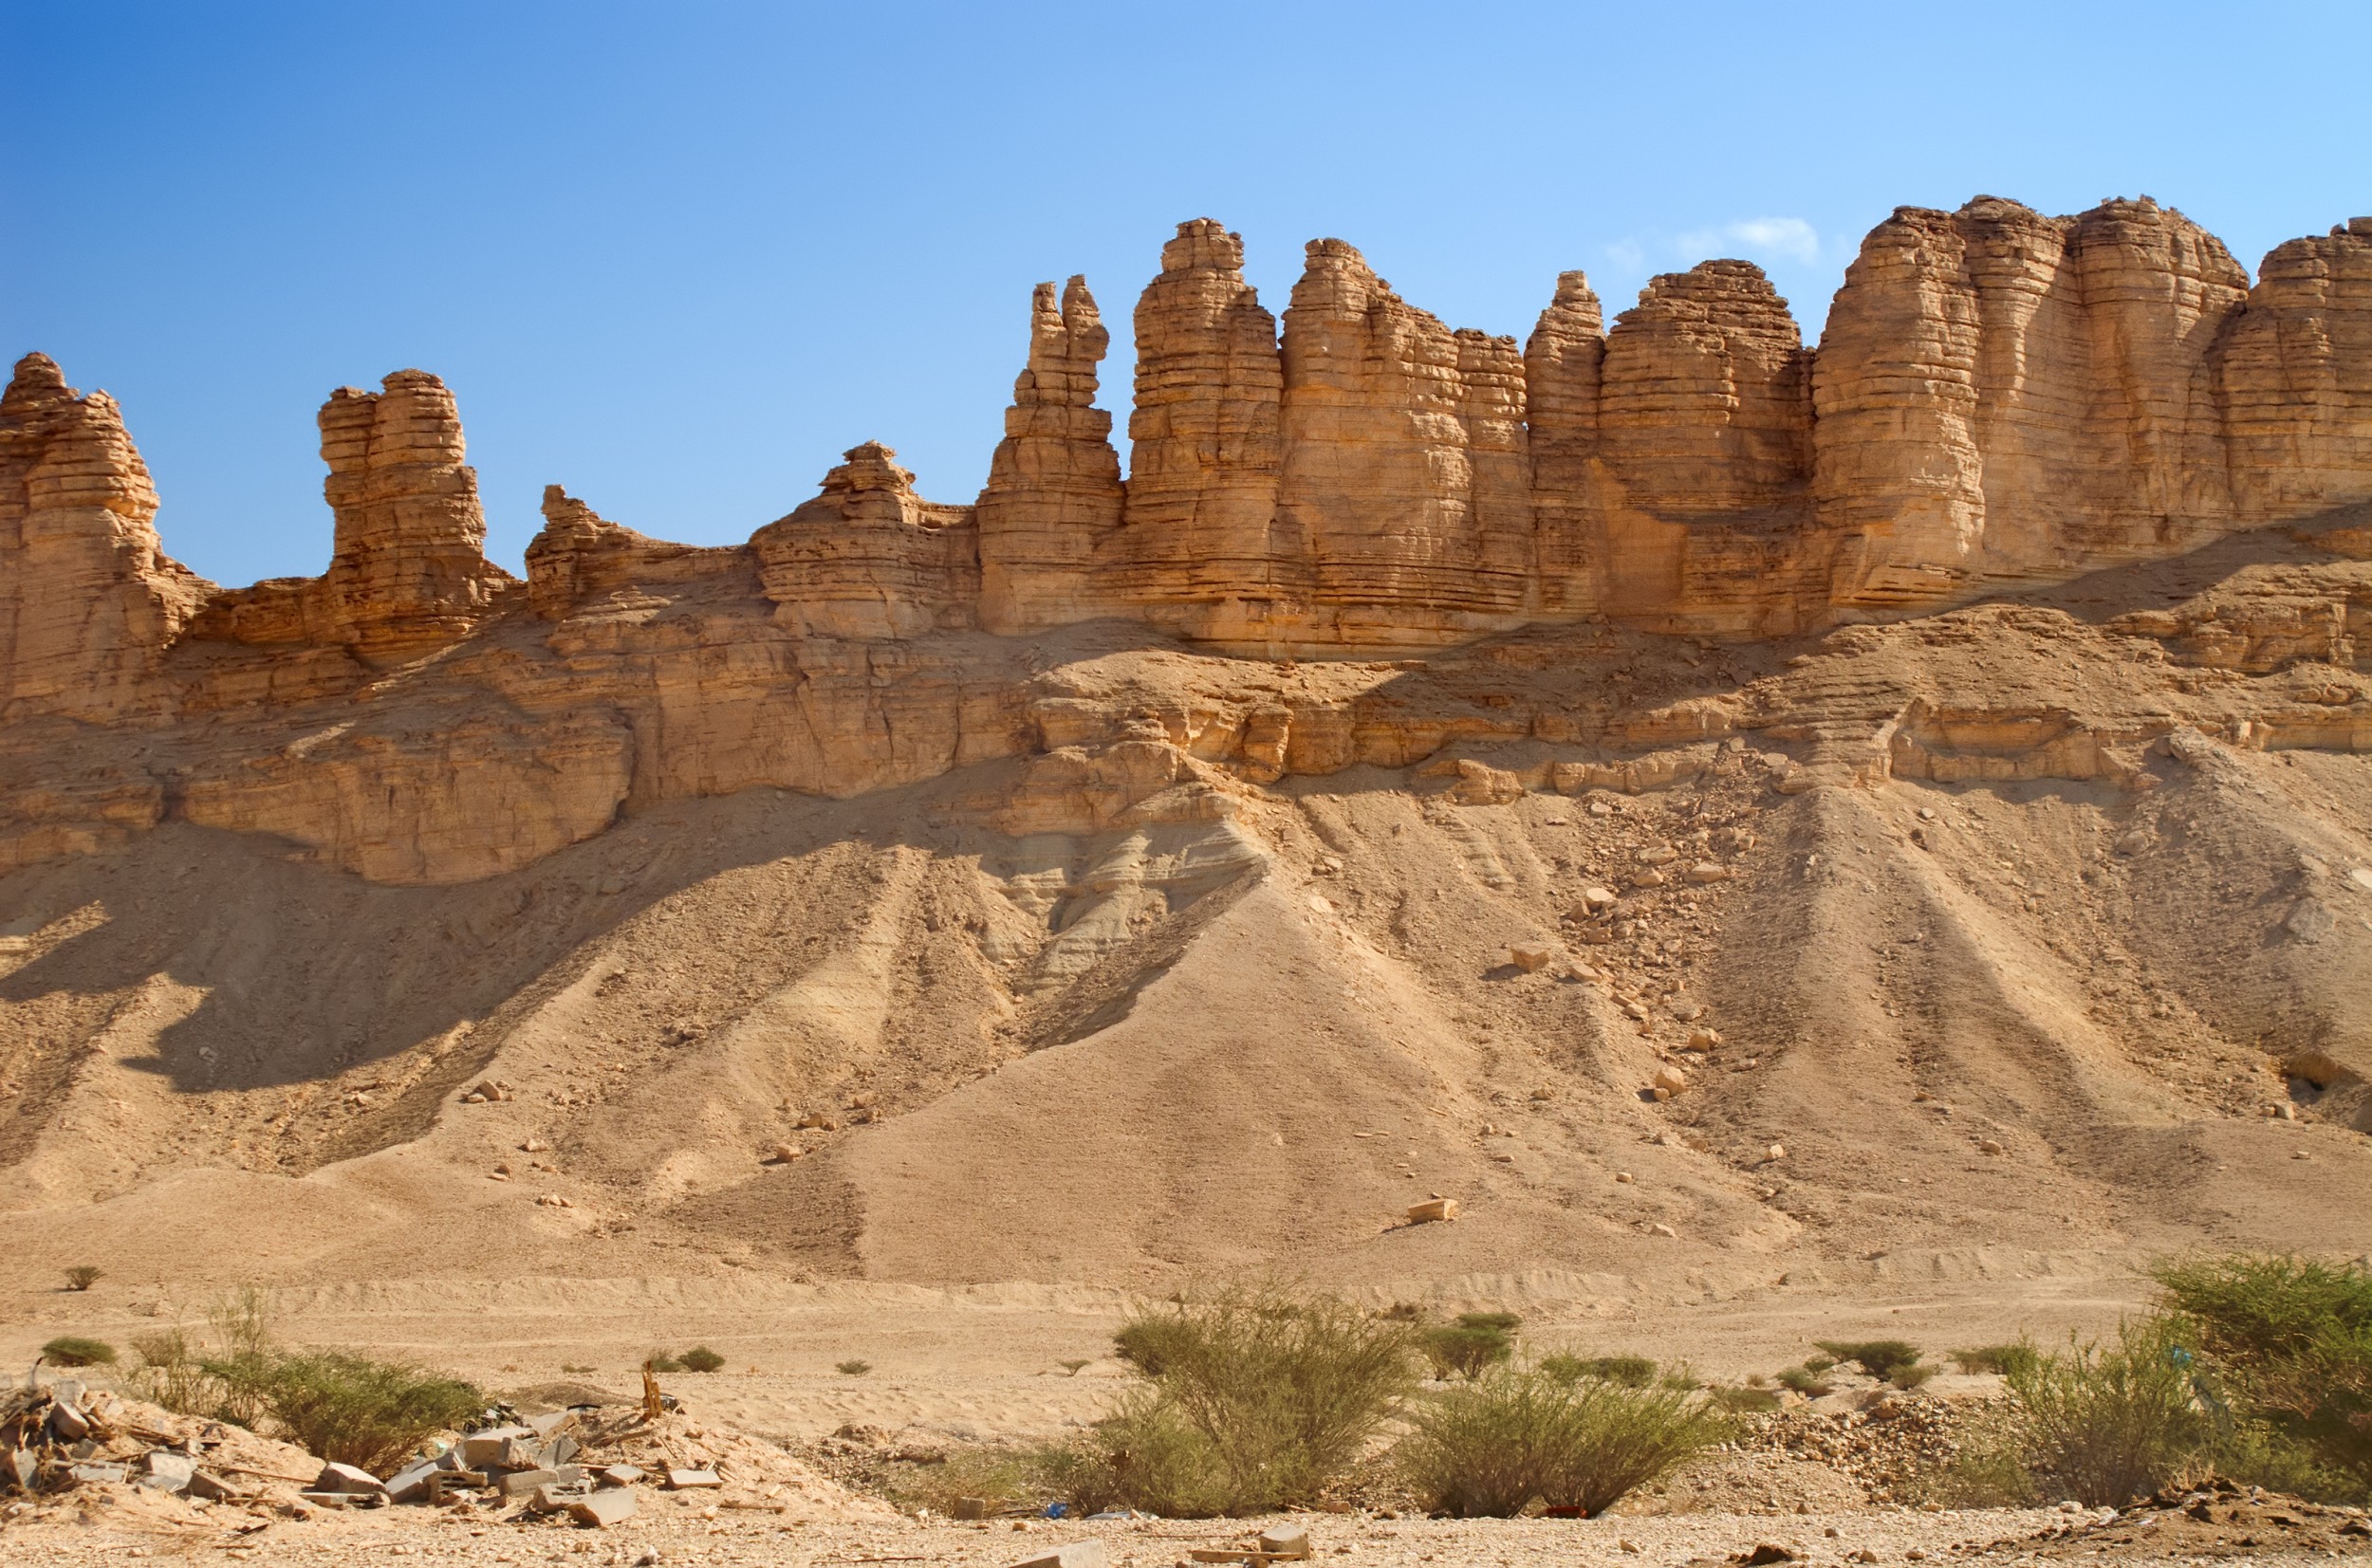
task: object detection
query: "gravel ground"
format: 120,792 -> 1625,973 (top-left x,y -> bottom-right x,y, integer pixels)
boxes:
4,1492 -> 2365,1567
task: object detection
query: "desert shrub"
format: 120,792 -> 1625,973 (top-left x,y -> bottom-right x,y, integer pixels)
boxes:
837,1358 -> 873,1375
1775,1363 -> 1832,1396
1955,1344 -> 2041,1377
64,1265 -> 102,1292
1541,1354 -> 1656,1389
1710,1385 -> 1780,1413
2003,1319 -> 2210,1506
1815,1338 -> 1923,1381
1075,1285 -> 1418,1514
679,1346 -> 726,1373
131,1326 -> 213,1416
1892,1362 -> 1939,1391
42,1336 -> 117,1367
645,1351 -> 683,1374
1397,1364 -> 1733,1517
2153,1254 -> 2372,1495
247,1351 -> 484,1475
1421,1313 -> 1519,1381
881,1444 -> 1043,1516
132,1288 -> 276,1430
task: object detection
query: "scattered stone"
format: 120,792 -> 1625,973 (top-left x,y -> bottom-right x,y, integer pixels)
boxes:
312,1460 -> 387,1495
1506,939 -> 1559,972
1009,1543 -> 1108,1568
1405,1198 -> 1459,1224
1258,1524 -> 1311,1557
567,1487 -> 639,1527
1686,862 -> 1734,884
663,1467 -> 723,1489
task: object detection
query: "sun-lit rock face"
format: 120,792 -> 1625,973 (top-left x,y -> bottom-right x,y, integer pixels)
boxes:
5,195 -> 2372,886
0,353 -> 210,719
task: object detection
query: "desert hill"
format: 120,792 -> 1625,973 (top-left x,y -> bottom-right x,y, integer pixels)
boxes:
2,197 -> 2370,1329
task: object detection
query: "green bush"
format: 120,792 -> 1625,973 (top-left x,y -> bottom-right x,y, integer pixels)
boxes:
1892,1362 -> 1939,1391
837,1358 -> 873,1375
2002,1319 -> 2210,1506
1397,1365 -> 1733,1518
43,1336 -> 117,1367
1421,1315 -> 1518,1381
1540,1354 -> 1657,1389
880,1444 -> 1044,1517
679,1346 -> 726,1373
1954,1344 -> 2041,1377
246,1351 -> 484,1476
1814,1338 -> 1923,1381
64,1265 -> 102,1292
1710,1385 -> 1781,1413
645,1351 -> 683,1374
1775,1363 -> 1831,1396
2153,1254 -> 2372,1496
1071,1285 -> 1418,1514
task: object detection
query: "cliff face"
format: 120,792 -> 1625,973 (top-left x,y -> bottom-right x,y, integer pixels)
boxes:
4,197 -> 2371,891
0,354 -> 209,719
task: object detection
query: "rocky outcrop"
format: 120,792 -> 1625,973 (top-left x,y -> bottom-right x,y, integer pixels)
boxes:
1272,240 -> 1534,641
525,486 -> 715,619
1109,220 -> 1285,629
0,354 -> 210,719
190,371 -> 512,656
315,372 -> 513,655
1817,197 -> 2252,607
1525,271 -> 1607,616
2218,218 -> 2372,523
751,442 -> 979,638
975,277 -> 1125,634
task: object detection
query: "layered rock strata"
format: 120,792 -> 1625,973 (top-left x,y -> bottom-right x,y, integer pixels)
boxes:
975,277 -> 1124,634
3,195 -> 2371,888
751,441 -> 979,639
0,354 -> 209,719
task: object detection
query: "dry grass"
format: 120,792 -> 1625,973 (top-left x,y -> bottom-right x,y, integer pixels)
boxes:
1397,1364 -> 1733,1518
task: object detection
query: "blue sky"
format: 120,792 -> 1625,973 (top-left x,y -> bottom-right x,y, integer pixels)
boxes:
7,1 -> 2368,588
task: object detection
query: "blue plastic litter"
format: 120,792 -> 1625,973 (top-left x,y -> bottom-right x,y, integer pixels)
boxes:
1044,1502 -> 1068,1519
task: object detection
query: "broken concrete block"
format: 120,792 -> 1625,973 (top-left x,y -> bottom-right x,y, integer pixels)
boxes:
1405,1198 -> 1459,1224
568,1487 -> 639,1527
1259,1525 -> 1312,1558
954,1495 -> 992,1520
595,1464 -> 644,1488
544,1434 -> 581,1466
187,1469 -> 250,1502
69,1462 -> 129,1485
1009,1542 -> 1108,1568
47,1402 -> 92,1441
385,1456 -> 446,1503
314,1461 -> 387,1495
138,1450 -> 197,1492
497,1467 -> 559,1497
427,1469 -> 488,1503
526,1410 -> 579,1439
461,1426 -> 535,1467
7,1448 -> 37,1491
663,1467 -> 723,1489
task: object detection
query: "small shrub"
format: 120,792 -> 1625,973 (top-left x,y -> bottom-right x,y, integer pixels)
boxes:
679,1347 -> 726,1373
1710,1385 -> 1781,1413
1892,1362 -> 1939,1391
1542,1353 -> 1659,1389
1060,1358 -> 1091,1374
1955,1344 -> 2041,1377
561,1363 -> 595,1374
1815,1338 -> 1923,1381
2004,1319 -> 2210,1506
1804,1354 -> 1836,1374
249,1351 -> 484,1476
1421,1323 -> 1515,1381
132,1326 -> 213,1416
1082,1284 -> 1418,1513
1398,1364 -> 1733,1517
883,1444 -> 1043,1516
645,1351 -> 683,1374
64,1265 -> 102,1292
42,1336 -> 117,1368
837,1358 -> 873,1375
1775,1364 -> 1832,1396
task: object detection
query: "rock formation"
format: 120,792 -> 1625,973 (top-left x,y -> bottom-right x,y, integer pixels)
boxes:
0,354 -> 209,719
975,277 -> 1124,634
3,194 -> 2372,890
1107,219 -> 1285,632
751,441 -> 979,638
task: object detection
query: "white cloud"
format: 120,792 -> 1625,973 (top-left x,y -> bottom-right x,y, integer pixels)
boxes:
1675,216 -> 1820,266
1603,237 -> 1646,273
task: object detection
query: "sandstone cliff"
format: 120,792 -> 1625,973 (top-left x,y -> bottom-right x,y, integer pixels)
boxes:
0,354 -> 209,720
